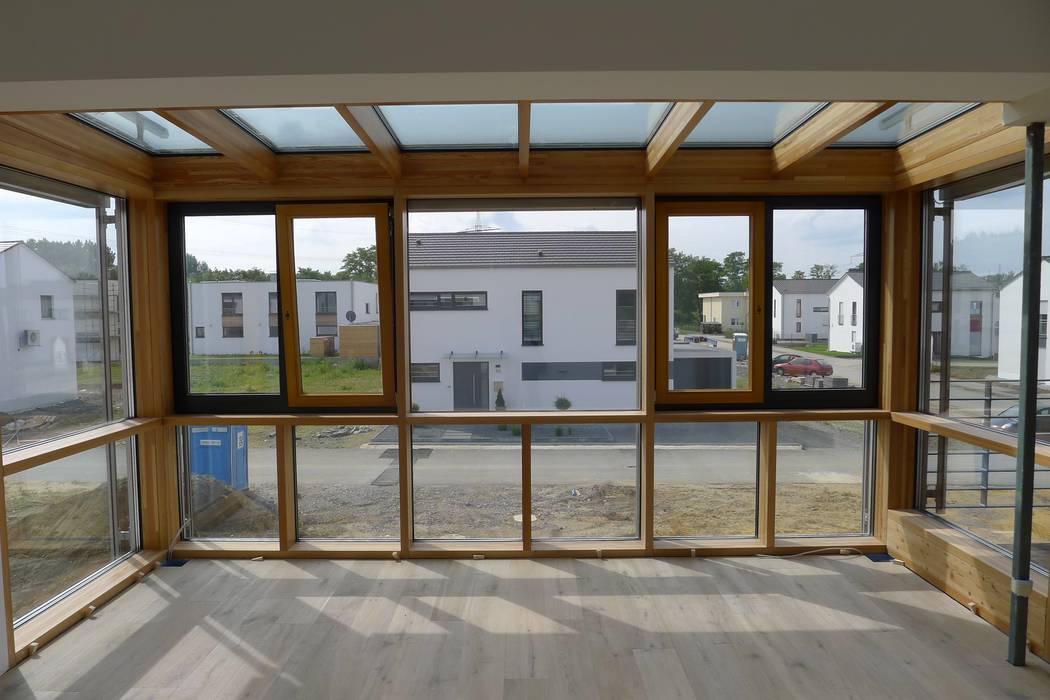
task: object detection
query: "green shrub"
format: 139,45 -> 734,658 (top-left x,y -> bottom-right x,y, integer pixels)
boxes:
554,395 -> 572,411
511,426 -> 521,437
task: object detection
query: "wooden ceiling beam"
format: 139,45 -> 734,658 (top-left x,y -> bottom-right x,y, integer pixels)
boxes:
772,101 -> 895,174
646,101 -> 714,177
518,101 -> 531,179
335,105 -> 402,179
155,109 -> 278,181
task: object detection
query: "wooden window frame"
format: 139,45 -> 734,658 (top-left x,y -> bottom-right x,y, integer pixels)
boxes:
276,202 -> 396,409
655,200 -> 767,406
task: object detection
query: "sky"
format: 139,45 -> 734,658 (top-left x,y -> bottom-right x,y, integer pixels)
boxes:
0,188 -> 98,245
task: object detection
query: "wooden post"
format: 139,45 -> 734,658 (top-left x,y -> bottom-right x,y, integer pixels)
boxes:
759,421 -> 778,546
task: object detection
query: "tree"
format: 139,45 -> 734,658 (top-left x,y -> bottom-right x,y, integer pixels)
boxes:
669,249 -> 724,328
23,238 -> 113,280
771,262 -> 785,280
296,266 -> 336,280
340,245 -> 377,282
809,264 -> 839,280
721,251 -> 748,292
791,270 -> 806,280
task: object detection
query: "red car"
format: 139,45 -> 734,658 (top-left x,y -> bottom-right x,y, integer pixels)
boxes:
773,356 -> 833,377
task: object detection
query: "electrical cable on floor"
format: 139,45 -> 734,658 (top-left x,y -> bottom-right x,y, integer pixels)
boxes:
756,547 -> 866,558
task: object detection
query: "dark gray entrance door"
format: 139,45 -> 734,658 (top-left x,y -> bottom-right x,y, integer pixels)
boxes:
453,361 -> 489,410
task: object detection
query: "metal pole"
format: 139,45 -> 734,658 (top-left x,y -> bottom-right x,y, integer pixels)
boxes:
1008,121 -> 1045,666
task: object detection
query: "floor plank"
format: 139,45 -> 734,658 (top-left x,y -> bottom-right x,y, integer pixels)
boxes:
2,556 -> 1049,699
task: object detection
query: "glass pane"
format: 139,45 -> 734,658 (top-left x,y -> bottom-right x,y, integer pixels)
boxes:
531,423 -> 639,539
836,103 -> 976,146
5,440 -> 133,620
775,421 -> 872,536
182,425 -> 278,539
667,215 -> 751,391
654,422 -> 758,538
105,202 -> 129,420
184,214 -> 280,395
377,104 -> 517,149
412,424 -> 521,539
290,216 -> 383,395
407,202 -> 640,411
924,435 -> 1050,573
771,209 -> 866,390
925,178 -> 1050,434
0,188 -> 112,451
683,102 -> 826,147
296,424 -> 399,540
530,102 -> 671,147
224,107 -> 367,152
73,111 -> 216,154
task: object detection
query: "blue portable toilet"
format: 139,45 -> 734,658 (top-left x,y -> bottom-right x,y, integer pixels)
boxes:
188,425 -> 249,490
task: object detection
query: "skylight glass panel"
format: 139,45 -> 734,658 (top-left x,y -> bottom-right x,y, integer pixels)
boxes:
72,111 -> 216,154
376,104 -> 518,149
223,107 -> 367,152
683,102 -> 827,147
836,103 -> 977,146
530,102 -> 672,147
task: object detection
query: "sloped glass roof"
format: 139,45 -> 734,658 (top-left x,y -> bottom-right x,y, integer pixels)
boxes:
530,102 -> 672,148
72,111 -> 216,154
223,107 -> 367,152
376,104 -> 518,149
835,103 -> 977,146
683,102 -> 827,147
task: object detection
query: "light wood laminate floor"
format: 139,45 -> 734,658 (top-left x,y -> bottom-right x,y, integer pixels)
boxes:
2,556 -> 1050,699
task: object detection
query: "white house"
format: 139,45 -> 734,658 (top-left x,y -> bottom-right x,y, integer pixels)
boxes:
408,230 -> 640,411
828,271 -> 865,353
930,270 -> 999,359
771,278 -> 834,342
998,259 -> 1050,381
187,278 -> 379,356
0,242 -> 77,412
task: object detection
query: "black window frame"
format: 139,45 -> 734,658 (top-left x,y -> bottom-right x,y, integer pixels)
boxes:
40,294 -> 54,319
410,362 -> 441,383
315,290 -> 337,314
222,326 -> 244,339
194,326 -> 205,339
522,290 -> 543,346
615,289 -> 637,346
408,291 -> 488,311
221,292 -> 243,317
762,195 -> 882,410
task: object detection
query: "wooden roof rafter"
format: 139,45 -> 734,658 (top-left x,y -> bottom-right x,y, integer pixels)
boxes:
771,101 -> 896,175
155,109 -> 278,182
645,101 -> 715,177
335,105 -> 402,180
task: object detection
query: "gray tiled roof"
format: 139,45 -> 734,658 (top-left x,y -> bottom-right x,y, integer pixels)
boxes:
931,270 -> 1000,291
408,231 -> 637,268
771,278 -> 835,295
0,241 -> 20,254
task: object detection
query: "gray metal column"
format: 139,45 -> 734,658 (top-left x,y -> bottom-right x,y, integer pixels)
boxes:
1008,121 -> 1045,666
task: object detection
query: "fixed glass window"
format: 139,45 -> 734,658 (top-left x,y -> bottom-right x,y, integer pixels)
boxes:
408,291 -> 488,311
775,421 -> 874,536
654,422 -> 758,538
73,111 -> 216,154
295,425 -> 399,540
616,289 -> 636,345
6,439 -> 137,621
223,106 -> 368,153
180,425 -> 277,539
412,424 -> 521,539
377,103 -> 518,150
407,199 -> 640,412
0,170 -> 131,452
529,102 -> 671,148
183,213 -> 280,396
657,201 -> 765,404
410,363 -> 441,383
835,103 -> 976,147
268,292 -> 279,337
683,102 -> 826,147
531,424 -> 640,539
522,290 -> 543,346
277,203 -> 395,407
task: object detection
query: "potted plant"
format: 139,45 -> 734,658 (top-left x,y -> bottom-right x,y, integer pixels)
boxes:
554,395 -> 572,411
495,387 -> 506,411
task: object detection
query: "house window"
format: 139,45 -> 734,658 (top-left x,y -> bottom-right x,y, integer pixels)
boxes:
194,326 -> 205,339
268,292 -> 279,338
316,325 -> 337,337
522,290 -> 543,346
773,299 -> 777,316
851,301 -> 858,326
931,301 -> 942,313
969,300 -> 983,332
1041,314 -> 1047,347
838,301 -> 844,325
602,362 -> 636,381
365,302 -> 371,314
795,299 -> 802,318
315,291 -> 337,314
795,322 -> 802,333
410,363 -> 441,383
40,295 -> 54,319
616,289 -> 636,346
409,291 -> 488,310
314,291 -> 337,337
221,292 -> 244,339
813,306 -> 828,313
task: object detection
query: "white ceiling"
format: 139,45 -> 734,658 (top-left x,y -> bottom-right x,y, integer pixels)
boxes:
1,0 -> 1049,117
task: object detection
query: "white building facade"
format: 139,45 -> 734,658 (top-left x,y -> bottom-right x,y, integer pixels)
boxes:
408,231 -> 639,412
930,271 -> 999,359
770,278 -> 834,342
0,242 -> 77,412
998,260 -> 1050,381
828,271 -> 865,354
187,278 -> 379,356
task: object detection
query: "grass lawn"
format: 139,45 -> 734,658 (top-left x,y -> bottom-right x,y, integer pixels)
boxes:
789,342 -> 860,359
189,355 -> 382,394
